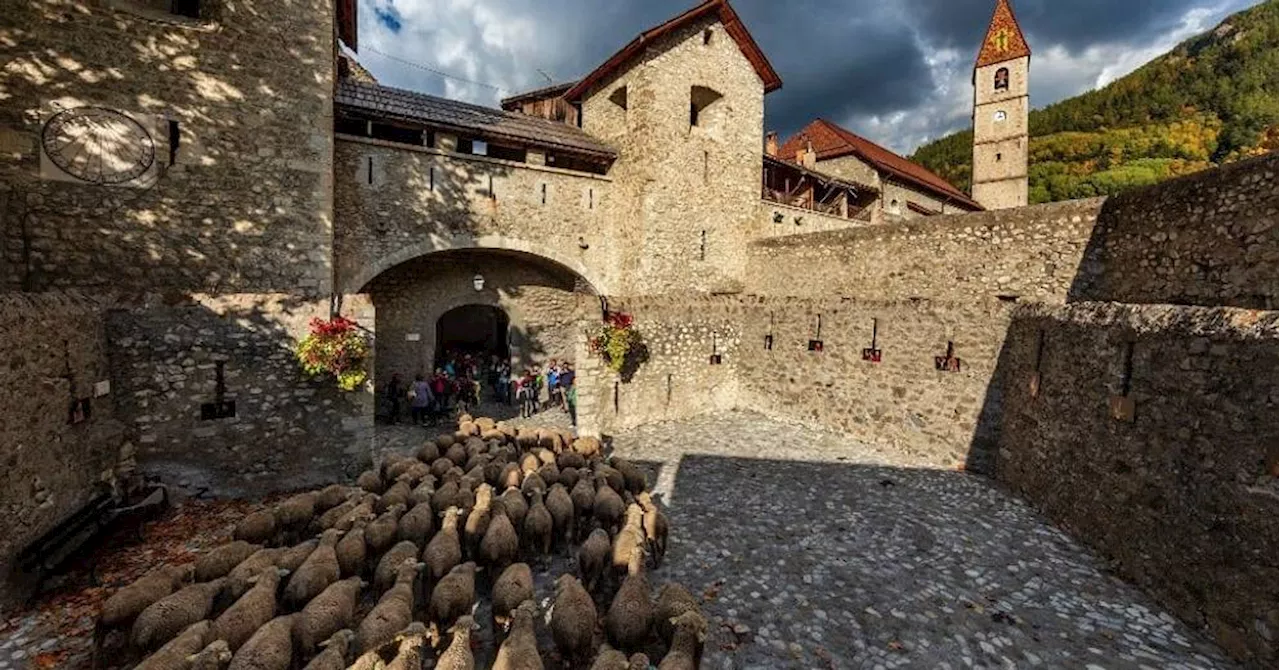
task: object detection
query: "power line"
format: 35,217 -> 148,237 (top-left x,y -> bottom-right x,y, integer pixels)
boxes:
361,46 -> 510,93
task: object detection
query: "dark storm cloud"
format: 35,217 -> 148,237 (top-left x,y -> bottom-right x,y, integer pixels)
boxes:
360,0 -> 1256,154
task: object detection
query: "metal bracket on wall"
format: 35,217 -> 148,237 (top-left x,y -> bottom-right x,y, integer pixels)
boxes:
861,318 -> 881,363
1030,328 -> 1047,398
1109,341 -> 1136,422
808,313 -> 823,352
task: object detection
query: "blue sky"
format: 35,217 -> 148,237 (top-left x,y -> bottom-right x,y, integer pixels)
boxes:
354,0 -> 1257,155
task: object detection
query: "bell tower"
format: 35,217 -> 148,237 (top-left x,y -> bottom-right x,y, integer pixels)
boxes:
972,0 -> 1030,210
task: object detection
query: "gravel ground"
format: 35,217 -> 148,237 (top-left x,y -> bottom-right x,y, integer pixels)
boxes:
0,410 -> 1238,670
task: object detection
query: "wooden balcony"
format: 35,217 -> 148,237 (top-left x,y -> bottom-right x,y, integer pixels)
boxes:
761,154 -> 879,220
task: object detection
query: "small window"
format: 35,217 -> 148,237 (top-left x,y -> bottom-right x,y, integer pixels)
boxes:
994,110 -> 1007,122
996,152 -> 1003,162
888,199 -> 901,215
472,140 -> 488,156
609,86 -> 628,111
994,67 -> 1009,91
690,85 -> 723,128
703,28 -> 713,45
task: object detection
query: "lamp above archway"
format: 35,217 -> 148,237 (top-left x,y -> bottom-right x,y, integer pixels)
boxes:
473,274 -> 485,291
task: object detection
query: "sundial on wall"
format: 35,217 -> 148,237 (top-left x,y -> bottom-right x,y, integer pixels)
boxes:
41,106 -> 156,185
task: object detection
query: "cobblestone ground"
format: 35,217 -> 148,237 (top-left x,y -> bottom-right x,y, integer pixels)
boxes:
609,411 -> 1238,670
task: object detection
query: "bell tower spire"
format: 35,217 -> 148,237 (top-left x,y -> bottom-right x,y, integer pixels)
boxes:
971,0 -> 1030,210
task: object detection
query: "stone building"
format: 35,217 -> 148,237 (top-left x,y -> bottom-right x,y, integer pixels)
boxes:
0,1 -> 1276,664
971,0 -> 1032,210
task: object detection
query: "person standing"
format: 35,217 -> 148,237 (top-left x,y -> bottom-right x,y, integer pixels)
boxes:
409,374 -> 433,425
559,363 -> 575,412
546,362 -> 560,412
385,373 -> 404,424
564,370 -> 578,428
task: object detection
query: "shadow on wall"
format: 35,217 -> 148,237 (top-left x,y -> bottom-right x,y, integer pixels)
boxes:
609,452 -> 1241,668
107,293 -> 374,500
1,0 -> 336,295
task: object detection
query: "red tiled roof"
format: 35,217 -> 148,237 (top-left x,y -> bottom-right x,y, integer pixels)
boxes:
778,119 -> 983,211
564,0 -> 781,102
975,0 -> 1031,69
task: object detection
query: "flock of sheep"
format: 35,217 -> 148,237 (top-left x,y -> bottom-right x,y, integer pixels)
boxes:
93,416 -> 707,670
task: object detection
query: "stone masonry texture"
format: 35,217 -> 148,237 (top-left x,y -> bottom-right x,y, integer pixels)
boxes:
0,292 -> 126,605
995,302 -> 1278,667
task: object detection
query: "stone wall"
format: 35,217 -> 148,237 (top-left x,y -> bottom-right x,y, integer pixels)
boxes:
754,201 -> 871,239
1068,154 -> 1278,309
579,15 -> 765,295
0,0 -> 335,294
107,294 -> 374,498
333,137 -> 613,295
994,302 -> 1279,667
748,198 -> 1102,302
735,296 -> 1012,470
0,292 -> 126,603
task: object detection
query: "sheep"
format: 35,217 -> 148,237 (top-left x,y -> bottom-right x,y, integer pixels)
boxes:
97,563 -> 191,647
212,567 -> 287,652
225,548 -> 285,600
332,494 -> 377,532
634,492 -> 670,568
435,615 -> 478,670
384,455 -> 419,482
432,479 -> 461,514
428,562 -> 479,631
654,583 -> 699,645
227,613 -> 294,670
275,538 -> 320,573
492,600 -> 542,670
656,610 -> 708,670
336,521 -> 368,578
356,469 -> 384,494
594,463 -> 625,495
299,629 -> 353,670
549,574 -> 596,667
605,549 -> 651,653
274,492 -> 318,543
520,472 -> 547,500
416,441 -> 441,464
131,578 -> 227,652
363,503 -> 406,556
445,442 -> 467,467
408,478 -> 436,507
627,653 -> 652,670
132,620 -> 212,670
559,466 -> 580,491
403,461 -> 432,485
454,477 -> 477,517
314,484 -> 351,512
463,484 -> 494,558
430,457 -> 456,481
588,643 -> 628,670
293,576 -> 364,656
569,478 -> 595,541
498,486 -> 528,530
523,489 -> 553,561
356,559 -> 422,653
497,463 -> 522,491
491,563 -> 533,632
577,529 -> 610,595
374,541 -> 421,594
313,497 -> 359,532
556,450 -> 586,470
610,458 -> 646,495
384,621 -> 431,670
518,452 -> 540,476
611,505 -> 646,579
536,463 -> 561,492
195,541 -> 260,583
422,506 -> 463,592
282,529 -> 342,610
572,436 -> 601,459
545,483 -> 575,554
593,474 -> 624,537
233,509 -> 278,546
397,501 -> 435,547
434,433 -> 456,450
188,639 -> 233,670
376,480 -> 412,514
479,500 -> 519,572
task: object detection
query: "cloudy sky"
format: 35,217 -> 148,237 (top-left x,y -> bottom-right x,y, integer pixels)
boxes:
354,0 -> 1257,155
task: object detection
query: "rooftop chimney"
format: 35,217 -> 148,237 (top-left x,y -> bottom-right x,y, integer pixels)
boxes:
765,131 -> 778,157
801,137 -> 816,169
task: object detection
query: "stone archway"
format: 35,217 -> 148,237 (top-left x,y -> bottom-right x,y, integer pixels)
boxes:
435,304 -> 511,363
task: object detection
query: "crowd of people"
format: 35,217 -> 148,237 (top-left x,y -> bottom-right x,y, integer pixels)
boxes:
382,351 -> 578,427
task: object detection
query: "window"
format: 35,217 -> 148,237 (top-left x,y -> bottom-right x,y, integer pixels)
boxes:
996,152 -> 1003,162
690,85 -> 723,128
994,110 -> 1007,122
171,0 -> 201,18
888,199 -> 901,215
994,67 -> 1009,91
487,143 -> 526,163
703,28 -> 713,45
609,86 -> 628,111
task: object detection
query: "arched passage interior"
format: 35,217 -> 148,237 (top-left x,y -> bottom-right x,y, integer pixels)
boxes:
435,304 -> 511,362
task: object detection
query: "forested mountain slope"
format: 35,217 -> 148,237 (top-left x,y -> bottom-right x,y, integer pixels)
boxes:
910,0 -> 1278,204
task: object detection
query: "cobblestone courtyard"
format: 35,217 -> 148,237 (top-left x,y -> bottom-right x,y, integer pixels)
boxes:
0,411 -> 1239,669
608,411 -> 1237,670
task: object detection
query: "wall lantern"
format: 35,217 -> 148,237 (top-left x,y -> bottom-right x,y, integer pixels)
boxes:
472,274 -> 485,292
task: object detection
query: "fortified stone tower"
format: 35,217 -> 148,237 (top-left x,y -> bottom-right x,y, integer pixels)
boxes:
971,0 -> 1031,210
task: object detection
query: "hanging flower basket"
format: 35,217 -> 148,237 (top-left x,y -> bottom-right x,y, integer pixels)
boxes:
588,311 -> 644,376
296,316 -> 370,391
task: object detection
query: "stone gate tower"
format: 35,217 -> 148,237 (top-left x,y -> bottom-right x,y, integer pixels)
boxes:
972,0 -> 1031,210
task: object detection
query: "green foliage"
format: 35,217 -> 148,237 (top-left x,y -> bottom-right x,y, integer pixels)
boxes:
909,0 -> 1278,203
